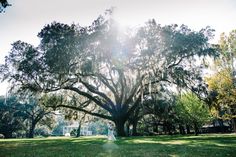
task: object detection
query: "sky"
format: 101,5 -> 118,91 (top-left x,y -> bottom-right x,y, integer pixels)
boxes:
0,0 -> 236,95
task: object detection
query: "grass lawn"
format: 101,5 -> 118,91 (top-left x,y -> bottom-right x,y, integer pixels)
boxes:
0,134 -> 235,157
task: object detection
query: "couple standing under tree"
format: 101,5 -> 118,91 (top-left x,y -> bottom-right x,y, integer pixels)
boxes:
107,122 -> 116,141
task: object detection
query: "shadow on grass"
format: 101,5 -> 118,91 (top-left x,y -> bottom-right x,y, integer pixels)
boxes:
118,134 -> 236,144
0,135 -> 235,157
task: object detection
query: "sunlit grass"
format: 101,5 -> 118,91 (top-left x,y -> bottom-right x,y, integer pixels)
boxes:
0,134 -> 235,157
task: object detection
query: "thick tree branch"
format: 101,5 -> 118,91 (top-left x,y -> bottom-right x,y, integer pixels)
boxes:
167,53 -> 193,69
63,86 -> 112,113
124,74 -> 144,106
125,96 -> 141,120
96,73 -> 120,104
118,70 -> 125,105
55,104 -> 112,120
79,79 -> 115,110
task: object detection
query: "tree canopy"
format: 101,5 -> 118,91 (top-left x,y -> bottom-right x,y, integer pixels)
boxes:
0,96 -> 26,138
0,95 -> 54,138
0,12 -> 218,136
205,29 -> 236,132
175,93 -> 211,135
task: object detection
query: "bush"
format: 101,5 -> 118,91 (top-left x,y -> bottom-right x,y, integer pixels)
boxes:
0,134 -> 5,139
34,127 -> 51,137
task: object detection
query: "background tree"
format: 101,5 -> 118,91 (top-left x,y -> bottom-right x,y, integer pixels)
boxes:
175,92 -> 212,135
206,69 -> 236,132
0,11 -> 217,136
0,96 -> 27,138
205,29 -> 236,132
0,94 -> 54,138
22,95 -> 54,138
135,85 -> 177,135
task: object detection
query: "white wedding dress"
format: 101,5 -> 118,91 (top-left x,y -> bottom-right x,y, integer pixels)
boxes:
107,124 -> 116,141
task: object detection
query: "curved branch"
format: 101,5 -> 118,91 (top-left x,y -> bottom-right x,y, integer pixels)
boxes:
63,86 -> 112,113
80,79 -> 115,110
125,96 -> 141,120
124,74 -> 144,106
118,70 -> 125,105
55,104 -> 112,120
96,73 -> 120,104
167,53 -> 193,69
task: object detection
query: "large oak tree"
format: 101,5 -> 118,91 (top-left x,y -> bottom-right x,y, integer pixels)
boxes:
0,12 -> 217,136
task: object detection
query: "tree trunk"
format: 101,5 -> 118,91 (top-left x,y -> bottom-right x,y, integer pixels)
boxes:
28,123 -> 36,138
153,123 -> 158,134
232,118 -> 236,133
125,123 -> 130,136
114,120 -> 126,137
163,123 -> 167,135
194,123 -> 199,136
179,124 -> 185,135
218,119 -> 225,132
76,123 -> 81,137
132,121 -> 138,136
167,123 -> 172,135
186,125 -> 191,134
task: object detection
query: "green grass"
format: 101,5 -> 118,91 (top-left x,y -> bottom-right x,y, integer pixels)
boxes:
0,134 -> 235,157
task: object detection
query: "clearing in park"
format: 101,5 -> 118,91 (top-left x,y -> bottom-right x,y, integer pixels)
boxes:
0,134 -> 235,157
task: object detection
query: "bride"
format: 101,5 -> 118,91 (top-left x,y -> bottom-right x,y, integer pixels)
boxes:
107,122 -> 116,141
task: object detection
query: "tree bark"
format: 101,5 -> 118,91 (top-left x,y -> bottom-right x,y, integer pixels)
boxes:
167,123 -> 172,135
232,118 -> 236,133
163,123 -> 167,135
28,123 -> 36,138
76,123 -> 81,137
114,120 -> 126,137
218,119 -> 225,132
194,123 -> 199,136
179,124 -> 185,135
125,123 -> 130,136
153,122 -> 158,134
132,121 -> 138,136
186,125 -> 191,134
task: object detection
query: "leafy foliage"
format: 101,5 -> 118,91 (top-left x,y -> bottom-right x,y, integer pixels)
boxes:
206,69 -> 236,119
0,11 -> 218,136
0,95 -> 54,138
205,29 -> 236,132
0,96 -> 27,138
175,93 -> 212,134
